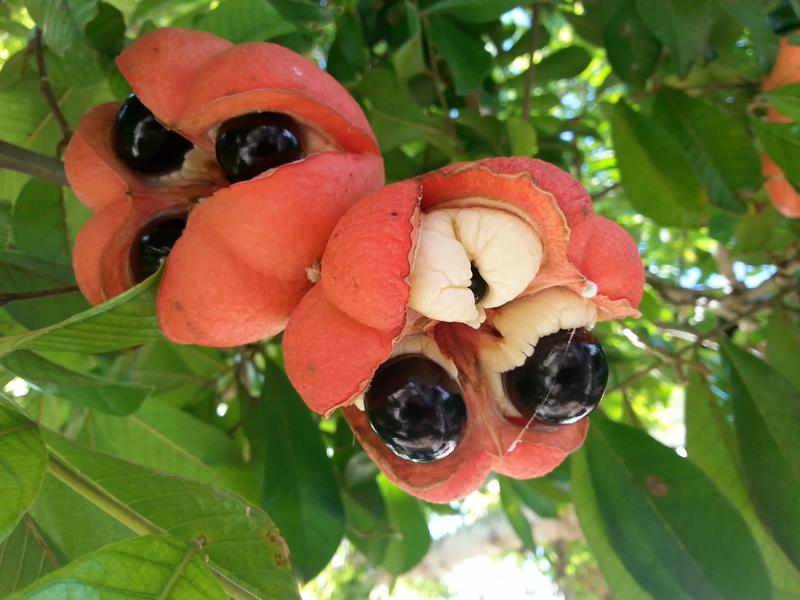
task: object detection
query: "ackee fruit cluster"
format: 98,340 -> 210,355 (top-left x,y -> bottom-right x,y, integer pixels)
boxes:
67,28 -> 645,502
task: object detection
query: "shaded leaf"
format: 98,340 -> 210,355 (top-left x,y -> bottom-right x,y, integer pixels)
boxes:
584,416 -> 771,599
715,0 -> 779,73
654,88 -> 757,213
686,370 -> 800,596
26,0 -> 99,57
0,401 -> 47,542
637,0 -> 712,77
9,535 -> 226,599
11,180 -> 70,264
196,0 -> 293,43
392,2 -> 426,82
0,271 -> 161,358
378,475 -> 431,575
0,516 -> 61,595
424,0 -> 522,23
753,120 -> 800,190
763,83 -> 800,122
2,350 -> 150,416
722,341 -> 800,570
498,477 -> 536,551
260,359 -> 344,581
572,450 -> 654,600
535,46 -> 593,85
608,101 -> 707,226
767,308 -> 800,393
603,2 -> 661,88
426,15 -> 492,94
0,250 -> 88,329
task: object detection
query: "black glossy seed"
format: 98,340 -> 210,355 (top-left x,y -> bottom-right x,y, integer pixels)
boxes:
365,355 -> 466,463
215,112 -> 304,183
131,215 -> 187,282
469,263 -> 488,304
112,95 -> 192,175
503,328 -> 608,425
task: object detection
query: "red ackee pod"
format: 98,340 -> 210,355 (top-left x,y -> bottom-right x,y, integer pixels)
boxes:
284,158 -> 644,502
760,35 -> 800,219
65,28 -> 384,346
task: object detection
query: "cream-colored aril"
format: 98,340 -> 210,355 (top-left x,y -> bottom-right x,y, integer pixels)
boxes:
481,287 -> 598,374
408,207 -> 543,327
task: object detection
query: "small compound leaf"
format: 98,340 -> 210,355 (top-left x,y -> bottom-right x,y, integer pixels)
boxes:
535,46 -> 593,85
425,15 -> 492,94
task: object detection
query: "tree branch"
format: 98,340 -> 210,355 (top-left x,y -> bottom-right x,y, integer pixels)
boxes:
0,140 -> 67,185
521,3 -> 543,119
0,285 -> 78,307
33,28 -> 72,156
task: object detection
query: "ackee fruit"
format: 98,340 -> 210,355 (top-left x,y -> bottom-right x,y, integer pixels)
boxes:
65,28 -> 384,346
283,157 -> 644,502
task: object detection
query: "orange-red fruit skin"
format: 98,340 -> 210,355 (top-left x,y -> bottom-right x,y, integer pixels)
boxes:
65,28 -> 384,346
762,35 -> 800,218
283,157 -> 645,502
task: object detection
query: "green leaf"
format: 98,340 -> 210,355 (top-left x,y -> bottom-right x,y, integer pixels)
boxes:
423,0 -> 522,23
608,101 -> 707,226
507,116 -> 537,156
0,198 -> 12,248
686,370 -> 800,596
327,11 -> 366,84
535,46 -> 593,85
425,16 -> 492,94
358,69 -> 458,157
753,120 -> 800,191
260,359 -> 344,581
722,341 -> 800,570
734,206 -> 778,253
715,0 -> 779,73
0,516 -> 61,595
0,250 -> 88,329
9,535 -> 226,599
572,450 -> 654,600
506,477 -> 563,519
11,180 -> 70,264
653,89 -> 757,213
1,350 -> 150,416
584,416 -> 771,599
603,2 -> 661,88
636,0 -> 712,78
0,271 -> 162,358
378,475 -> 431,575
767,309 -> 800,393
26,0 -> 99,57
196,0 -> 294,43
0,402 -> 47,543
341,453 -> 391,567
763,83 -> 800,122
498,477 -> 536,551
34,432 -> 300,599
392,2 -> 425,83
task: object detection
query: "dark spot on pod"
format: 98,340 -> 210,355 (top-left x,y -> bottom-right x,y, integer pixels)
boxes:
503,328 -> 608,425
130,214 -> 188,282
365,355 -> 466,463
112,95 -> 192,175
469,263 -> 488,304
215,112 -> 304,183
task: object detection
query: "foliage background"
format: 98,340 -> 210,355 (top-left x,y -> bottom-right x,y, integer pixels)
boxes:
0,0 -> 799,598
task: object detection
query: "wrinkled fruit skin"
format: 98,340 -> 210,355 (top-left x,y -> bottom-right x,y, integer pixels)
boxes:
761,35 -> 800,219
65,27 -> 384,346
284,157 -> 644,502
